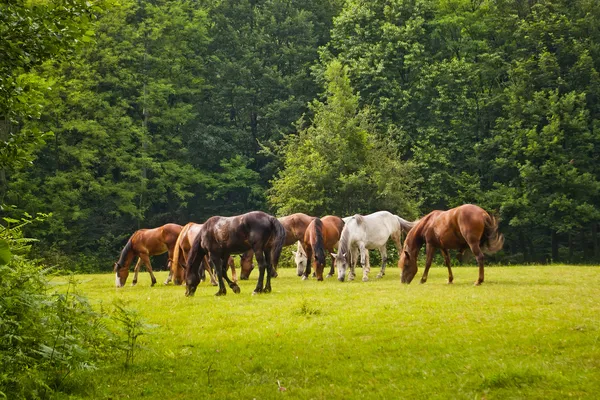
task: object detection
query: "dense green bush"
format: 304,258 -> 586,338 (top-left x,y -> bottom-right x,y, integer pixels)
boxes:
0,218 -> 114,399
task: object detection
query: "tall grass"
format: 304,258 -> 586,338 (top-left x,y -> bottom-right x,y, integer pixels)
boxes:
56,265 -> 599,399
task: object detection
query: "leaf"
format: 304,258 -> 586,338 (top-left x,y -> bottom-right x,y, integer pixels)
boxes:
0,240 -> 11,265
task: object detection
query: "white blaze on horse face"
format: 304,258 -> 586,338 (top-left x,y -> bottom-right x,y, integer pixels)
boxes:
115,273 -> 122,288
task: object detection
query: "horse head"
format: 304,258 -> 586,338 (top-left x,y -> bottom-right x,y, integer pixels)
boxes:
293,241 -> 307,277
333,252 -> 349,282
113,262 -> 129,287
239,251 -> 255,280
399,249 -> 418,284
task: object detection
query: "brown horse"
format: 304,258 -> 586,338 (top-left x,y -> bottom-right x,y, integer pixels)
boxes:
186,211 -> 286,296
399,204 -> 504,286
239,212 -> 314,279
297,215 -> 345,281
113,223 -> 183,287
170,222 -> 251,285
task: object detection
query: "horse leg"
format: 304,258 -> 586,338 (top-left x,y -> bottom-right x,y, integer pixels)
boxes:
326,253 -> 335,278
264,250 -> 272,293
469,243 -> 485,286
229,256 -> 238,282
419,244 -> 435,284
253,249 -> 267,294
139,253 -> 157,286
164,259 -> 173,285
220,254 -> 240,294
210,255 -> 227,296
132,258 -> 143,286
441,248 -> 454,284
359,243 -> 370,282
204,256 -> 218,286
376,246 -> 387,279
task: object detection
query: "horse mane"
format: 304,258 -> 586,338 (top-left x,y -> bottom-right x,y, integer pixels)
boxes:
116,237 -> 134,268
337,221 -> 353,262
311,218 -> 326,265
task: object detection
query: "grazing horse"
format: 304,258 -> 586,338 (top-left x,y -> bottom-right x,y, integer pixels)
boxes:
297,215 -> 345,281
399,204 -> 504,285
240,212 -> 314,279
168,222 -> 250,286
333,211 -> 414,282
186,211 -> 286,296
113,223 -> 182,287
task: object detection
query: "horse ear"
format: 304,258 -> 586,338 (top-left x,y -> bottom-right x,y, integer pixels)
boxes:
331,253 -> 337,258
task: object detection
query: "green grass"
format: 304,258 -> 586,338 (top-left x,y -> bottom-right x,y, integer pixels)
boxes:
54,265 -> 600,399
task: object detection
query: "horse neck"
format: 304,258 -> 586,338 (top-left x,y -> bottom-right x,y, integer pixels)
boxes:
404,221 -> 426,255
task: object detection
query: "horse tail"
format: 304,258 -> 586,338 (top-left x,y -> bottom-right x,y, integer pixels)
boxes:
172,223 -> 189,283
269,217 -> 287,270
481,213 -> 504,254
311,218 -> 327,266
395,215 -> 416,233
186,229 -> 207,282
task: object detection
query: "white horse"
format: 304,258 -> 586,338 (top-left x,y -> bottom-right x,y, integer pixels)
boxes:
333,211 -> 414,282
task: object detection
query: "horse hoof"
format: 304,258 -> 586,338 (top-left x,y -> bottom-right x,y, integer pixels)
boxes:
362,276 -> 369,282
326,274 -> 333,278
264,286 -> 271,293
348,275 -> 355,281
474,281 -> 482,286
231,285 -> 241,294
302,276 -> 308,281
376,273 -> 384,279
215,291 -> 226,296
447,281 -> 454,285
420,279 -> 426,284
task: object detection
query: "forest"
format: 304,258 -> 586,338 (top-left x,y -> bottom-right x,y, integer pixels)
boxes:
2,0 -> 600,270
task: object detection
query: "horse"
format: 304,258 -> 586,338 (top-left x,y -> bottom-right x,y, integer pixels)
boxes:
185,211 -> 286,296
333,211 -> 415,282
168,222 -> 252,286
113,223 -> 183,287
240,212 -> 314,280
399,204 -> 504,285
296,215 -> 345,281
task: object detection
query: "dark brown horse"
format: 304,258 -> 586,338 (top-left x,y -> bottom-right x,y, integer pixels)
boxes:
113,223 -> 183,287
298,215 -> 345,281
399,204 -> 504,285
170,223 -> 254,285
186,211 -> 286,296
239,212 -> 314,279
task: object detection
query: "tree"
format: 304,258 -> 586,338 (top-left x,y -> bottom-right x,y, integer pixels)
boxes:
269,60 -> 418,218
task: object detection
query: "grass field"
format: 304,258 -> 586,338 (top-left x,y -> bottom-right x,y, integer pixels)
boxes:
54,265 -> 600,399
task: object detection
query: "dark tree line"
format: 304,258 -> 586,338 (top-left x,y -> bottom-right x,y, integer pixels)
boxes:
2,0 -> 600,270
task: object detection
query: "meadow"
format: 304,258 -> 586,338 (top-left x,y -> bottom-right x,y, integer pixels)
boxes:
56,264 -> 600,399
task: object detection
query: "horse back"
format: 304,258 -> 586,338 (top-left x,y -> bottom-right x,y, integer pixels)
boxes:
431,205 -> 488,249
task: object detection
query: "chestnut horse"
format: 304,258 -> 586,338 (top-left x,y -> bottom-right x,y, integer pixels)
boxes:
399,204 -> 504,285
239,212 -> 315,280
297,215 -> 345,281
113,223 -> 182,287
168,223 -> 252,285
186,211 -> 286,296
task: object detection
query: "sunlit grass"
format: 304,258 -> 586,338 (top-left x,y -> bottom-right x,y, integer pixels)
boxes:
55,265 -> 600,399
